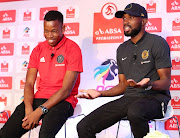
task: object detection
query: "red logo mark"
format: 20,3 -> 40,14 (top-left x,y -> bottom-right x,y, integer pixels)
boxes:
1,61 -> 8,72
0,110 -> 11,123
172,18 -> 180,31
170,75 -> 180,90
0,10 -> 16,23
64,23 -> 79,36
0,43 -> 14,56
0,77 -> 12,89
23,10 -> 31,21
166,36 -> 180,51
146,0 -> 156,13
167,0 -> 180,13
171,96 -> 180,109
0,95 -> 7,106
145,18 -> 162,32
165,115 -> 180,130
22,43 -> 30,55
66,7 -> 75,18
39,7 -> 58,20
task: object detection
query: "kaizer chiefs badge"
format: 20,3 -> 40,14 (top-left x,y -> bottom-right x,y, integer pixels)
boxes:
57,55 -> 64,63
142,50 -> 149,60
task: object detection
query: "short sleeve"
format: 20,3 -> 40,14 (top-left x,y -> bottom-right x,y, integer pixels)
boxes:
116,46 -> 123,74
66,42 -> 83,72
152,36 -> 172,69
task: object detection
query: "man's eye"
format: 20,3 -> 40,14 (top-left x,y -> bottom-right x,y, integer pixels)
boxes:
130,16 -> 134,19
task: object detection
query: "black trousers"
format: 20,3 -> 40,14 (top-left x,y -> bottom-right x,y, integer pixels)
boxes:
77,95 -> 164,138
0,99 -> 74,138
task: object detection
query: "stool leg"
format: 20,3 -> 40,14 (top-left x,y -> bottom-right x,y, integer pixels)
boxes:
28,130 -> 31,138
173,116 -> 180,137
65,123 -> 66,138
116,121 -> 120,138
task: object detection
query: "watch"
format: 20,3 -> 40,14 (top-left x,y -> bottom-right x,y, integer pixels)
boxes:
39,105 -> 48,114
145,82 -> 152,91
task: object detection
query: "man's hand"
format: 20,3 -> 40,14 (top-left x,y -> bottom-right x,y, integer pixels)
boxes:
127,78 -> 150,88
22,108 -> 42,130
75,89 -> 101,99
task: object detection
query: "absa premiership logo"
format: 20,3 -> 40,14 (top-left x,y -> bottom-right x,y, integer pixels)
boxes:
101,3 -> 117,20
94,59 -> 118,85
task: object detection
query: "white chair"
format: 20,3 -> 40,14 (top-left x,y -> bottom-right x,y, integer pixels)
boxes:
64,104 -> 85,138
28,104 -> 85,138
153,106 -> 180,137
116,105 -> 180,138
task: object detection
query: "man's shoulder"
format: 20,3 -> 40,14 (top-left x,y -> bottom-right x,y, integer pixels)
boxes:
146,32 -> 165,41
65,37 -> 81,50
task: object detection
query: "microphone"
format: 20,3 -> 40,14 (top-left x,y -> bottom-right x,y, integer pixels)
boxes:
51,53 -> 55,59
133,54 -> 137,61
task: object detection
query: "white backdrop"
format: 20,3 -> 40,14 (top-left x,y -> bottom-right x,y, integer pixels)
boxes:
0,0 -> 180,138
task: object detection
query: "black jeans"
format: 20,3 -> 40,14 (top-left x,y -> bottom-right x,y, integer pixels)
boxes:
0,99 -> 74,138
77,95 -> 164,138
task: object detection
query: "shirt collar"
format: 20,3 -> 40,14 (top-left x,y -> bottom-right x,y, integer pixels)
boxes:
46,35 -> 67,50
130,31 -> 147,45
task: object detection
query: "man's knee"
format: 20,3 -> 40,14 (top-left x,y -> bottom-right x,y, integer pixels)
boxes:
77,119 -> 86,133
127,106 -> 146,122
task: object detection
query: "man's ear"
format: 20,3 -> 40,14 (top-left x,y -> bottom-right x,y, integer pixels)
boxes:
62,25 -> 65,33
142,18 -> 148,26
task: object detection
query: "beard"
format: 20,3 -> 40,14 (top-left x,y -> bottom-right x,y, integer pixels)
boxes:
124,22 -> 142,37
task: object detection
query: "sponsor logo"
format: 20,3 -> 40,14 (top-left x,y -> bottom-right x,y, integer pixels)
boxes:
22,61 -> 28,71
0,10 -> 16,23
172,56 -> 180,70
23,9 -> 31,21
122,57 -> 127,61
23,27 -> 30,37
172,18 -> 180,31
20,78 -> 25,89
167,0 -> 180,13
165,115 -> 180,130
0,77 -> 12,89
145,18 -> 162,32
171,96 -> 180,109
1,61 -> 8,72
40,57 -> 45,62
0,110 -> 11,123
2,28 -> 10,39
22,43 -> 30,55
146,0 -> 156,13
0,43 -> 14,56
170,75 -> 180,90
64,23 -> 79,36
39,7 -> 58,20
66,7 -> 75,18
166,36 -> 180,51
101,3 -> 117,20
0,94 -> 7,106
93,3 -> 124,43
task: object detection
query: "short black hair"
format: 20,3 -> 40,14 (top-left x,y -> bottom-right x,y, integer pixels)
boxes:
44,10 -> 63,23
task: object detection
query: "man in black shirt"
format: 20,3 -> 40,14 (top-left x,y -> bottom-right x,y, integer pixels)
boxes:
76,3 -> 171,138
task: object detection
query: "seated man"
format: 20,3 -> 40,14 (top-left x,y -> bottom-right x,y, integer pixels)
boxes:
76,3 -> 171,138
0,10 -> 83,138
